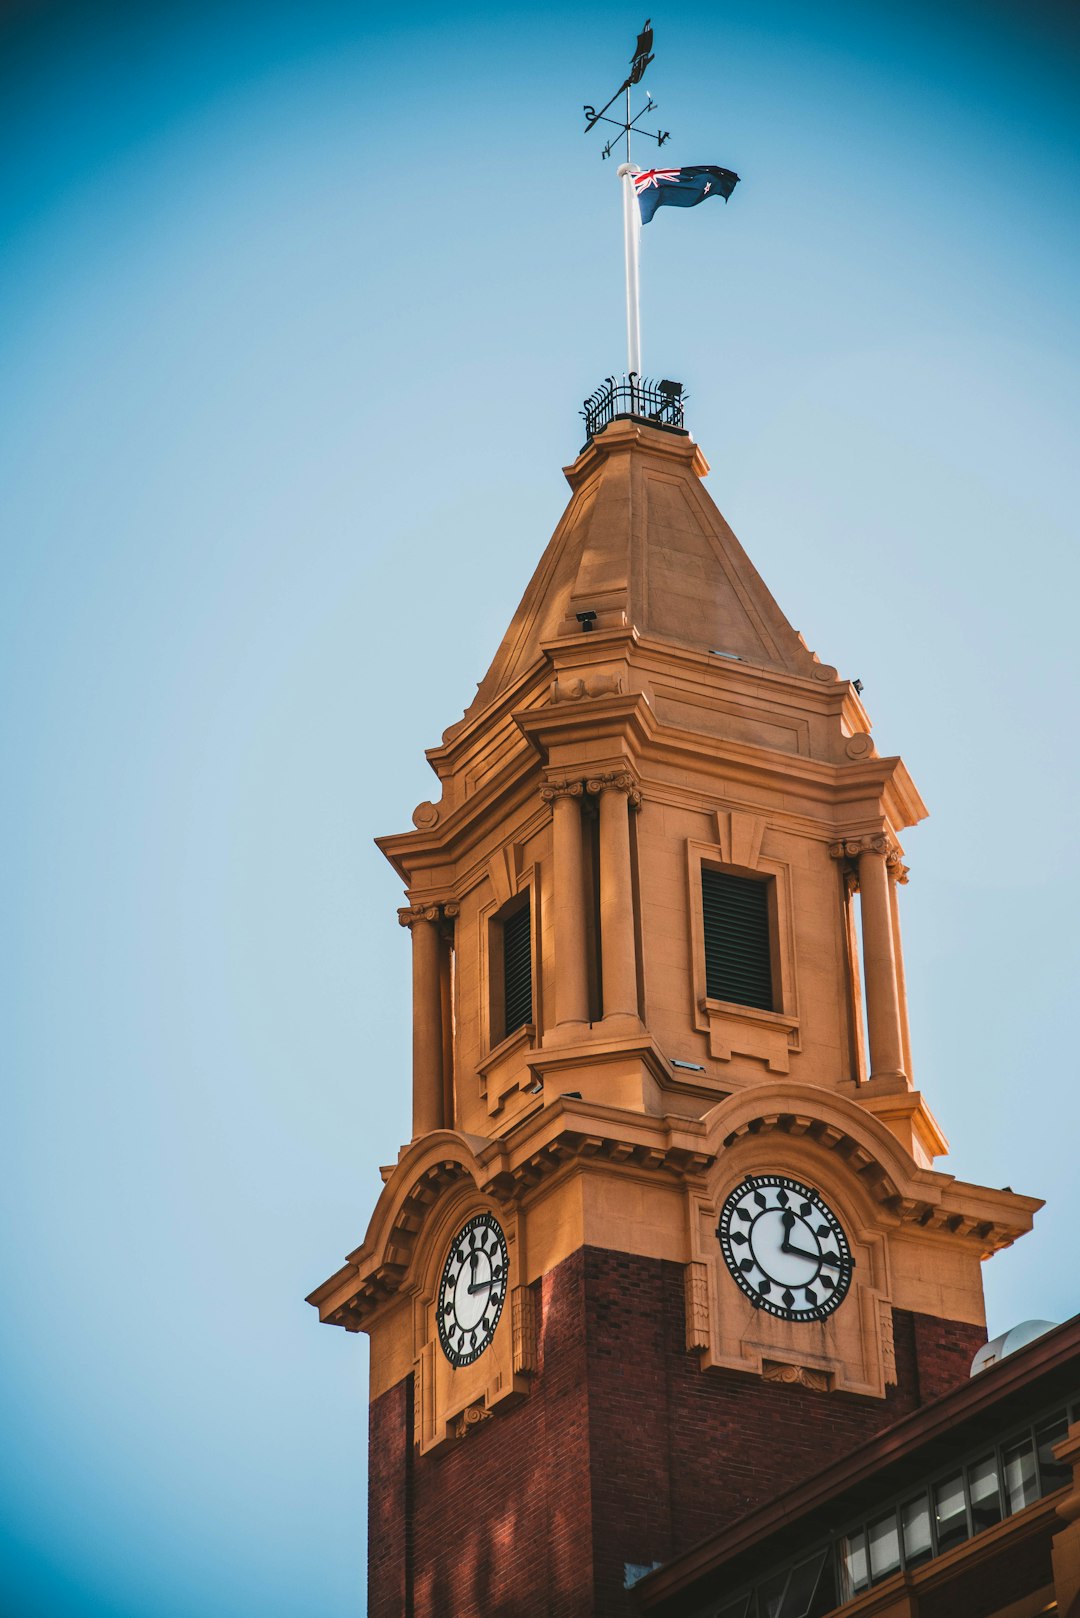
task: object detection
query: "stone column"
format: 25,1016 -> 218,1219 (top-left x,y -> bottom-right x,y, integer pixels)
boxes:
399,904 -> 445,1137
588,771 -> 641,1019
541,780 -> 589,1028
888,855 -> 914,1084
856,840 -> 906,1083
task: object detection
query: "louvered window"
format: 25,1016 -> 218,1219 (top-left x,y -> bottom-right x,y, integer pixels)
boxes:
502,899 -> 533,1036
701,869 -> 773,1011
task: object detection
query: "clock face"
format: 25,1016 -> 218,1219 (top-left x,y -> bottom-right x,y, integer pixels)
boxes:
716,1175 -> 853,1322
437,1213 -> 509,1367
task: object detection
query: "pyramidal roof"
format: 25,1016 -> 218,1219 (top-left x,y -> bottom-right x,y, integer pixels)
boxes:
470,419 -> 822,715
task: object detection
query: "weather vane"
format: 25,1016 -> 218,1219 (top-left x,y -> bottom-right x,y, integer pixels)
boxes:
581,20 -> 740,396
582,19 -> 670,164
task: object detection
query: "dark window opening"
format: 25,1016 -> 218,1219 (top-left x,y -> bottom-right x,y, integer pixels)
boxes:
502,899 -> 533,1037
702,868 -> 774,1011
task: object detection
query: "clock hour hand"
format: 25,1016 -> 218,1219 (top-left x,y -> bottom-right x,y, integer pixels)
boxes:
467,1276 -> 495,1295
778,1210 -> 799,1254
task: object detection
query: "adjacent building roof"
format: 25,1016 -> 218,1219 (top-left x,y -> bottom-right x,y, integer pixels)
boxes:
636,1315 -> 1080,1616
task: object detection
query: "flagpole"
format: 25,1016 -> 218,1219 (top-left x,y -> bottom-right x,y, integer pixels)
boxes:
617,164 -> 642,376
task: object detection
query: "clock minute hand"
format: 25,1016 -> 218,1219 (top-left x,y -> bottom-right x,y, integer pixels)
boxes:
779,1211 -> 853,1269
783,1242 -> 853,1270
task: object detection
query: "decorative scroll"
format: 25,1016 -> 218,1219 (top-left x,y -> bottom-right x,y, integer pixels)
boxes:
684,1261 -> 710,1352
551,673 -> 623,703
397,901 -> 459,928
539,777 -> 584,803
452,1402 -> 494,1440
585,770 -> 642,808
762,1360 -> 830,1393
512,1284 -> 540,1376
845,733 -> 874,760
828,835 -> 909,885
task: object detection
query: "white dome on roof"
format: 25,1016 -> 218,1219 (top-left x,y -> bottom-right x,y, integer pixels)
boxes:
971,1320 -> 1059,1375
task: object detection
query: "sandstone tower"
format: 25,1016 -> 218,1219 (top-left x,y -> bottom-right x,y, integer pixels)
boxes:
308,414 -> 1039,1617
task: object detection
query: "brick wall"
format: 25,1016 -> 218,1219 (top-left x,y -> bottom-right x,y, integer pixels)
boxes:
368,1378 -> 409,1618
367,1246 -> 986,1617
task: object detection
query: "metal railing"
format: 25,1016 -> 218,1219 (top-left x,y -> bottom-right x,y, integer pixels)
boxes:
581,373 -> 688,442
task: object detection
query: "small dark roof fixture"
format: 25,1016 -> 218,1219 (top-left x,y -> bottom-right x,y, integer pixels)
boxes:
576,610 -> 597,632
853,678 -> 864,694
657,378 -> 683,398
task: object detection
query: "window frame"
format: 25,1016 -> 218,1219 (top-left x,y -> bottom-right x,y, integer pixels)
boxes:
485,885 -> 538,1054
686,839 -> 800,1074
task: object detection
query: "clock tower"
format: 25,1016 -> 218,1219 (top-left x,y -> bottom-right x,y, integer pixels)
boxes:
308,412 -> 1040,1617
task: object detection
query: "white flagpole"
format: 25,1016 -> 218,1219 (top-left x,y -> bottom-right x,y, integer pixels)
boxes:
617,162 -> 642,376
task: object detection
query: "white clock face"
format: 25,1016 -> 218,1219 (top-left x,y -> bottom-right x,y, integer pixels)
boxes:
716,1175 -> 853,1322
437,1213 -> 509,1367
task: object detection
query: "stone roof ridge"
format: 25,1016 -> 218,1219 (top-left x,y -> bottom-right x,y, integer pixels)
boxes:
468,418 -> 830,719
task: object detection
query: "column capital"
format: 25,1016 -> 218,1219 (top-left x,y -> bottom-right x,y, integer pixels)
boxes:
398,901 -> 457,929
540,777 -> 584,803
828,834 -> 908,882
585,770 -> 641,809
829,833 -> 891,860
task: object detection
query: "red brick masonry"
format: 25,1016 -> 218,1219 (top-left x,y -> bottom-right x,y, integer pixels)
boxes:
367,1246 -> 986,1618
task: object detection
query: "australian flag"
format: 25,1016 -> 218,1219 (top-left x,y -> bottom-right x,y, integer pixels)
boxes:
633,165 -> 740,226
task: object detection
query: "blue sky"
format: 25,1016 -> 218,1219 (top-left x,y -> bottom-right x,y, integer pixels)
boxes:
2,2 -> 1078,1613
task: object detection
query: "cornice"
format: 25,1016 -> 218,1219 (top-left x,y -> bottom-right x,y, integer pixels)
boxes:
513,689 -> 654,758
308,1074 -> 1040,1337
375,747 -> 543,880
717,1100 -> 1040,1253
562,417 -> 710,491
307,1102 -> 718,1333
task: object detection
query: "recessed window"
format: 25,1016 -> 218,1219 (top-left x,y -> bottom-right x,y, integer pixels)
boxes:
500,897 -> 533,1038
701,868 -> 774,1011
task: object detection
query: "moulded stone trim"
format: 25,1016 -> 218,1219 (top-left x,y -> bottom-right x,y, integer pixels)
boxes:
714,809 -> 767,871
511,1284 -> 540,1375
879,1298 -> 898,1386
684,1261 -> 710,1352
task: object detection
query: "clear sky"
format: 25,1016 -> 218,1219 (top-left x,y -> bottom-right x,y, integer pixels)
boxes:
2,2 -> 1078,1614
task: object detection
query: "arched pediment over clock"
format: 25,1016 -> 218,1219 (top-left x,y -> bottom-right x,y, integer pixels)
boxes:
699,1081 -> 1038,1249
306,1130 -> 495,1335
306,1130 -> 538,1451
685,1082 -> 1040,1399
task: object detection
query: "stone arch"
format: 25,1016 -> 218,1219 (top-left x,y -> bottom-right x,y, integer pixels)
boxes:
701,1080 -> 946,1221
326,1131 -> 489,1332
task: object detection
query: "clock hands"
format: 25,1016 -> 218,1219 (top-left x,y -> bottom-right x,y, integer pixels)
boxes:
779,1209 -> 853,1270
466,1250 -> 504,1296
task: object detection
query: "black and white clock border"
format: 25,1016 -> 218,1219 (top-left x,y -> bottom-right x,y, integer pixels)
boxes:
716,1173 -> 854,1323
436,1212 -> 509,1367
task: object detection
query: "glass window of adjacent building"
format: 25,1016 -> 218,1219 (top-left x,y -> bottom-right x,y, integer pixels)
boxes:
967,1454 -> 1003,1533
901,1494 -> 933,1568
932,1472 -> 969,1554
